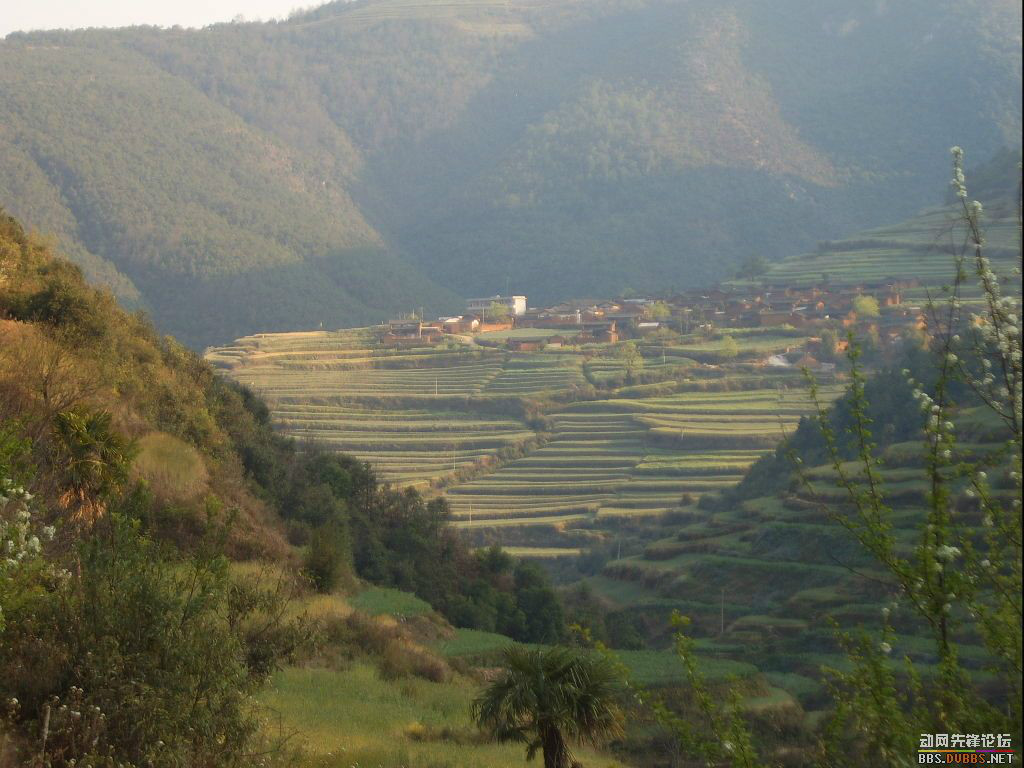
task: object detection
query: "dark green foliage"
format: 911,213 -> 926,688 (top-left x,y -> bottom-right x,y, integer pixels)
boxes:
305,518 -> 352,593
444,549 -> 567,644
605,612 -> 645,651
7,267 -> 108,343
512,562 -> 566,644
734,255 -> 768,280
563,583 -> 644,651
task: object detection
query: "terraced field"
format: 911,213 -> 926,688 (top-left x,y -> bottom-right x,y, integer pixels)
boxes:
483,354 -> 587,395
445,385 -> 837,530
208,327 -> 837,544
208,329 -> 529,486
446,411 -> 646,522
745,203 -> 1021,290
217,339 -> 503,399
275,403 -> 535,486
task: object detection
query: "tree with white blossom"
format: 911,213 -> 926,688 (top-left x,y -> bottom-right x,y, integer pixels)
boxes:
0,427 -> 61,636
799,147 -> 1022,764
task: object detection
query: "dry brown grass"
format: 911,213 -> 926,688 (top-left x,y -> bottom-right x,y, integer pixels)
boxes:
132,431 -> 209,502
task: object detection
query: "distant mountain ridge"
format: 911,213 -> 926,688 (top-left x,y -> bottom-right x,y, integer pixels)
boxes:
0,0 -> 1019,346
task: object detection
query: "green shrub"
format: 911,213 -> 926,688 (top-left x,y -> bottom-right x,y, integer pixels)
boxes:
0,492 -> 301,768
378,640 -> 451,683
304,518 -> 351,593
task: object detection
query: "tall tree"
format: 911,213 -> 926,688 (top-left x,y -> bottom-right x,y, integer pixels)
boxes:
617,342 -> 643,383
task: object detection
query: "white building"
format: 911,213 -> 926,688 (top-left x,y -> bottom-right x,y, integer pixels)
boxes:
466,295 -> 528,317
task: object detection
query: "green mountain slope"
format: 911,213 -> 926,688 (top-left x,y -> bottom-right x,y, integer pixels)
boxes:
743,153 -> 1021,289
0,39 -> 458,346
0,0 -> 1019,345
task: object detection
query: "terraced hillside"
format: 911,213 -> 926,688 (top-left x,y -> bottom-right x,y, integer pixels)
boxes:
744,201 -> 1021,292
208,327 -> 838,549
445,386 -> 834,528
207,329 -> 540,487
482,354 -> 588,395
585,409 -> 1016,716
275,403 -> 535,487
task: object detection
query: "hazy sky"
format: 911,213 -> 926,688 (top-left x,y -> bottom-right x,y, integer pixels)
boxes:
0,0 -> 319,37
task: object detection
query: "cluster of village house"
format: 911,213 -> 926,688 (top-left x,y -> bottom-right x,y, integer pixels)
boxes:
381,279 -> 928,364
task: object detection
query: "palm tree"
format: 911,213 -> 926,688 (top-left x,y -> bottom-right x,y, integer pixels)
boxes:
472,646 -> 625,768
52,408 -> 134,526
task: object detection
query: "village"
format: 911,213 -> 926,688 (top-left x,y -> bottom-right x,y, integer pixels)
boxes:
381,277 -> 929,369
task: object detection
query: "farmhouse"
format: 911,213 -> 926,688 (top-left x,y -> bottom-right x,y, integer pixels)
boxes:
466,294 -> 528,317
577,321 -> 618,344
604,305 -> 646,326
507,339 -> 543,352
478,319 -> 515,333
387,320 -> 424,338
382,319 -> 444,347
439,315 -> 479,334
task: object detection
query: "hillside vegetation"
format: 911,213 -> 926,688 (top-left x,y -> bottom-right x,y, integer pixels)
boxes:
0,209 -> 611,766
1,0 -> 1020,345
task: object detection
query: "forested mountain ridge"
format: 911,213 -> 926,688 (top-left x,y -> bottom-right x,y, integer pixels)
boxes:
0,0 -> 1019,346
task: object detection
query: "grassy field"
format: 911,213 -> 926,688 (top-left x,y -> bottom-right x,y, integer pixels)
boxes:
350,586 -> 434,617
432,630 -> 757,686
259,587 -> 633,768
476,327 -> 583,342
260,664 -> 628,768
